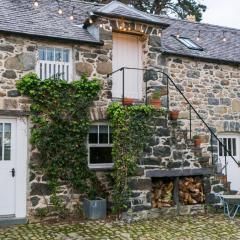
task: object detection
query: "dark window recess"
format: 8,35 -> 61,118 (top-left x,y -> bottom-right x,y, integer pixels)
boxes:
89,147 -> 113,164
89,125 -> 98,144
219,137 -> 237,157
88,124 -> 113,166
174,36 -> 203,51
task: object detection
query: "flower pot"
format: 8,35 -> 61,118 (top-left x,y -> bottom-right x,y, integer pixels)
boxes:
149,99 -> 161,108
169,110 -> 179,120
123,98 -> 134,106
194,138 -> 201,148
83,198 -> 107,220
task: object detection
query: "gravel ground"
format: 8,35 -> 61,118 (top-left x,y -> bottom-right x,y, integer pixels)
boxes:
1,214 -> 240,240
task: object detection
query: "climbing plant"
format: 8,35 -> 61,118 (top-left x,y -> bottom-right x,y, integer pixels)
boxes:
107,102 -> 166,215
16,73 -> 101,215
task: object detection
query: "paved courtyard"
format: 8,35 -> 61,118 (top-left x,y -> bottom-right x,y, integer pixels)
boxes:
1,214 -> 240,240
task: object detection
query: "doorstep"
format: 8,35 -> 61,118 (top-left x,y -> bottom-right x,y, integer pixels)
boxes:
0,217 -> 27,228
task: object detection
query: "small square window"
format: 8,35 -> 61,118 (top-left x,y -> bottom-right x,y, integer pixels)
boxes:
174,36 -> 203,51
88,124 -> 113,169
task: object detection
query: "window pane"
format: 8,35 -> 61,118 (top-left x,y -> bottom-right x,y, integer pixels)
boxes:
4,123 -> 11,161
0,124 -> 2,161
223,138 -> 227,156
233,138 -> 237,156
39,47 -> 46,60
55,48 -> 62,61
109,127 -> 113,144
63,49 -> 69,62
89,125 -> 98,143
99,125 -> 108,144
219,139 -> 222,157
47,48 -> 54,61
228,138 -> 232,156
89,147 -> 113,164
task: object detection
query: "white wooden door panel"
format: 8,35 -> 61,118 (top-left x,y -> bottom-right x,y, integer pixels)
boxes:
0,120 -> 16,216
218,134 -> 240,191
112,33 -> 142,99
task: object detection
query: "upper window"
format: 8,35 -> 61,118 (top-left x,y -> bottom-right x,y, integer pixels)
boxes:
36,47 -> 72,81
88,124 -> 113,169
174,36 -> 203,51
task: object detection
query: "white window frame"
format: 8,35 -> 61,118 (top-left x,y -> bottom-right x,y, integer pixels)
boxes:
36,46 -> 73,81
88,123 -> 113,169
218,133 -> 240,157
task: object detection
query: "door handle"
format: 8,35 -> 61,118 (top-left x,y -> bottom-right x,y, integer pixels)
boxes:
10,168 -> 15,177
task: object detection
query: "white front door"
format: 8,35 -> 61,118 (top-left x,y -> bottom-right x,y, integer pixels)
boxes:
218,134 -> 240,191
112,33 -> 142,99
0,120 -> 16,216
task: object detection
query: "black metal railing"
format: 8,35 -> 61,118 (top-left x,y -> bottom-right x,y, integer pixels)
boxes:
107,67 -> 240,177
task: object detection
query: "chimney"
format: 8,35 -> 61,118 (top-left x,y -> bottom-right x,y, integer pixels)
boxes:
186,15 -> 196,22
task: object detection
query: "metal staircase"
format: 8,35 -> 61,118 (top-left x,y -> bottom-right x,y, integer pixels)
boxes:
107,67 -> 240,184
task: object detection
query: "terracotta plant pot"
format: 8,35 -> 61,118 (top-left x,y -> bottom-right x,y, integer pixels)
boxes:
194,138 -> 201,148
123,98 -> 134,106
149,99 -> 161,108
169,110 -> 179,120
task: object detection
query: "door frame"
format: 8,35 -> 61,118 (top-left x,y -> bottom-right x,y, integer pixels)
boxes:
218,132 -> 240,190
112,32 -> 143,99
0,117 -> 28,219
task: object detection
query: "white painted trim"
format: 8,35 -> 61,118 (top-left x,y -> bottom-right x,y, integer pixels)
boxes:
15,118 -> 28,218
36,46 -> 73,82
88,123 -> 113,169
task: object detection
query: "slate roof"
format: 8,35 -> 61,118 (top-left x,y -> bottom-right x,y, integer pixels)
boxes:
94,1 -> 169,27
158,16 -> 240,64
0,0 -> 240,64
0,0 -> 102,43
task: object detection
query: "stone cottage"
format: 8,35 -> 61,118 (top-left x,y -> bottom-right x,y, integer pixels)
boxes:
0,0 -> 239,225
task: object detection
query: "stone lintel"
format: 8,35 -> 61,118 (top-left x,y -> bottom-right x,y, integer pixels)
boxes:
146,167 -> 213,178
0,110 -> 30,117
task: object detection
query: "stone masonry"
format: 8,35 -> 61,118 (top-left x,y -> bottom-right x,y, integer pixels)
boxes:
0,13 -> 239,219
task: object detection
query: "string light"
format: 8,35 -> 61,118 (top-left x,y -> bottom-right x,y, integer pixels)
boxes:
222,31 -> 227,42
69,6 -> 75,21
56,0 -> 63,15
33,0 -> 39,7
58,8 -> 63,15
176,33 -> 180,38
99,24 -> 103,28
196,30 -> 201,41
89,18 -> 93,24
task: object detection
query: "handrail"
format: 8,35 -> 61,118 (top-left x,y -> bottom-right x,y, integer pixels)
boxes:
107,67 -> 240,170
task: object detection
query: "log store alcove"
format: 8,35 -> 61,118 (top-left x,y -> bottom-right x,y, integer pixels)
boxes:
146,168 -> 213,214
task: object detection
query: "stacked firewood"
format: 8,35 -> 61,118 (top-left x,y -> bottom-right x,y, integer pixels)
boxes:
179,177 -> 205,205
152,180 -> 174,208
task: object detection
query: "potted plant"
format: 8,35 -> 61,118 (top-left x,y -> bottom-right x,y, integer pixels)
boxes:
169,109 -> 179,120
123,98 -> 134,106
83,179 -> 107,220
193,134 -> 202,148
149,91 -> 161,108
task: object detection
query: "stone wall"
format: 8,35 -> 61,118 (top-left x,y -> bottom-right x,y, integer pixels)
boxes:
1,16 -> 239,219
163,56 -> 240,163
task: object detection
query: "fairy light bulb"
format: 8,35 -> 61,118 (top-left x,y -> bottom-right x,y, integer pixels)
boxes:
176,33 -> 180,38
89,18 -> 93,24
33,0 -> 38,7
223,37 -> 226,42
70,15 -> 74,20
99,24 -> 103,28
58,8 -> 63,15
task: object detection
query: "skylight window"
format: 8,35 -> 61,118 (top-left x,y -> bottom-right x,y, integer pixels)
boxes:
174,36 -> 203,51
